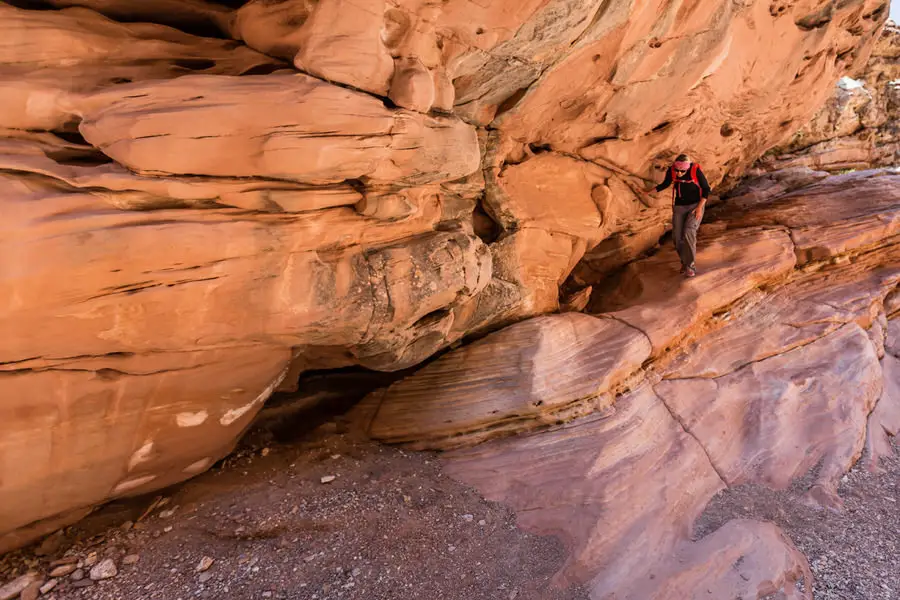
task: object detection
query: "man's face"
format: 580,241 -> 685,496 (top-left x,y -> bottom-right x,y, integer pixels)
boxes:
675,168 -> 687,176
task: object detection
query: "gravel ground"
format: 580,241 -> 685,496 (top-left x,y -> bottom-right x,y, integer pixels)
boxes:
0,423 -> 587,600
695,442 -> 900,600
2,417 -> 897,600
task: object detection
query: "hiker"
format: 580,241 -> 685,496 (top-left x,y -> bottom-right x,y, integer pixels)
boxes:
648,154 -> 710,277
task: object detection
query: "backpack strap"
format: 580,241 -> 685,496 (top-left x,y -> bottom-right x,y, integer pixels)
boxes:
670,165 -> 677,203
671,163 -> 701,203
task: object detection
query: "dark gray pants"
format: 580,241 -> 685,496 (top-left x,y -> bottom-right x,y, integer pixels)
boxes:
672,203 -> 701,268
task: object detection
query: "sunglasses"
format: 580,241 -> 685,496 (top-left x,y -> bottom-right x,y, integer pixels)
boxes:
675,169 -> 687,174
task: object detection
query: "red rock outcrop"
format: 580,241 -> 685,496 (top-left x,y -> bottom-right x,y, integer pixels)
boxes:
659,324 -> 882,508
363,170 -> 900,598
0,4 -> 280,131
442,387 -> 814,600
590,227 -> 797,354
443,384 -> 728,594
625,520 -> 812,600
361,312 -> 651,449
0,3 -> 894,593
866,320 -> 900,470
756,21 -> 899,173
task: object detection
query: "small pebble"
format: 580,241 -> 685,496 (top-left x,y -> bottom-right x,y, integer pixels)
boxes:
320,475 -> 336,484
40,579 -> 59,594
49,564 -> 76,578
89,558 -> 118,581
19,581 -> 42,600
196,557 -> 215,572
49,557 -> 78,568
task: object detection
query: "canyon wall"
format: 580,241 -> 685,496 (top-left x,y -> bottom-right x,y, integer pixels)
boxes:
0,4 -> 895,596
757,20 -> 899,173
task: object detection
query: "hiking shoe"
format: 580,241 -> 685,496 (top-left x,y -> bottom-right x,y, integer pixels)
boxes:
684,266 -> 697,278
679,264 -> 687,274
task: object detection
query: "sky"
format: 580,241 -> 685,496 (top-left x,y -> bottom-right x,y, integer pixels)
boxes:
892,0 -> 899,23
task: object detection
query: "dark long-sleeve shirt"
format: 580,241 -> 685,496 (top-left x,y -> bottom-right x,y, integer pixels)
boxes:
655,165 -> 711,206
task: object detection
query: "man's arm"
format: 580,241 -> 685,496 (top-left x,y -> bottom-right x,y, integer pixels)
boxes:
694,167 -> 711,219
654,168 -> 672,193
697,167 -> 711,198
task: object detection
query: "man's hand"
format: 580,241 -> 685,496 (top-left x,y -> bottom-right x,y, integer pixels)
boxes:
632,183 -> 658,208
692,201 -> 706,221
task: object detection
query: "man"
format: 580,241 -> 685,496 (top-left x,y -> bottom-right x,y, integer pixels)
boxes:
648,154 -> 710,277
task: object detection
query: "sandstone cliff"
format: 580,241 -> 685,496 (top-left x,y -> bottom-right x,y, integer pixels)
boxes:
0,1 -> 897,598
757,20 -> 899,173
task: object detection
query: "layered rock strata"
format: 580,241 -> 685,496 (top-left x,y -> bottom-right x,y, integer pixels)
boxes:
0,0 -> 892,580
362,170 -> 900,598
756,21 -> 900,173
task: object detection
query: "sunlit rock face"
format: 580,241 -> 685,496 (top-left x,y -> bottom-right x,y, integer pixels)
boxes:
365,169 -> 900,599
0,0 -> 891,580
756,21 -> 900,173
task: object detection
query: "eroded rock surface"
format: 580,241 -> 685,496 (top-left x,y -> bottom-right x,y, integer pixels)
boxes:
77,74 -> 480,185
724,170 -> 900,263
367,169 -> 899,598
443,389 -> 813,599
361,313 -> 651,449
865,320 -> 900,470
658,324 -> 882,508
0,1 -> 895,589
627,520 -> 812,600
757,22 -> 900,173
589,227 -> 797,355
443,385 -> 727,594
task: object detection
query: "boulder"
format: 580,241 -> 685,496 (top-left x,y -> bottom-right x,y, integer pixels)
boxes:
618,520 -> 812,600
363,313 -> 651,449
657,324 -> 883,507
442,385 -> 726,591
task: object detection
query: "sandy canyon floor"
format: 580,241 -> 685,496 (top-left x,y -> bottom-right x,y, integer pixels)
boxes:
1,416 -> 897,600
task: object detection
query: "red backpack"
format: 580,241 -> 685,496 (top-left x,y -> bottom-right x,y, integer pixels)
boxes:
670,163 -> 701,202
